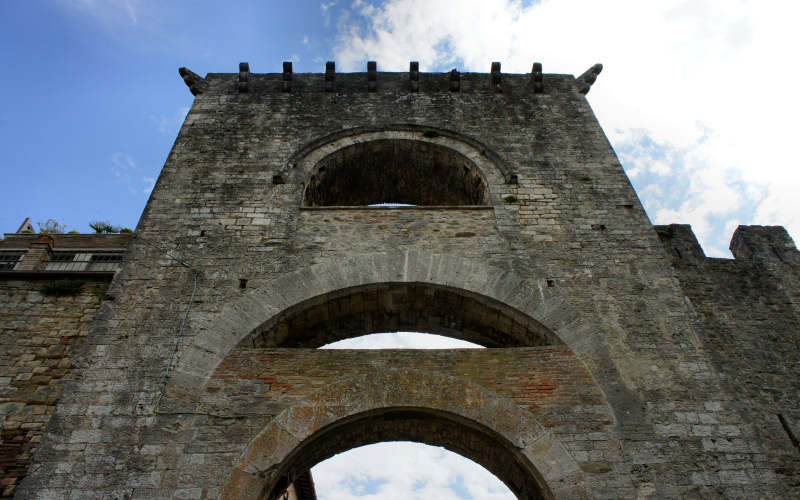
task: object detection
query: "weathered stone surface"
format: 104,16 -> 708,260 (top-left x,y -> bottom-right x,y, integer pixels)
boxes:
656,223 -> 800,498
0,278 -> 110,497
7,65 -> 799,499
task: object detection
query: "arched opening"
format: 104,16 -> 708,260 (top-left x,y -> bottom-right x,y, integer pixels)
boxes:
236,283 -> 561,349
263,408 -> 551,500
302,139 -> 490,206
320,331 -> 483,349
311,441 -> 514,499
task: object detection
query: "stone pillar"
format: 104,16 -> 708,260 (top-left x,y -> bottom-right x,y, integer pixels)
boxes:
14,235 -> 53,271
730,225 -> 799,264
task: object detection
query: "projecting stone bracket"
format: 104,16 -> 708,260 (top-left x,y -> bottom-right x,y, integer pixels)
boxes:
575,63 -> 603,94
491,62 -> 502,92
367,61 -> 377,91
238,62 -> 250,93
283,62 -> 293,92
178,67 -> 209,96
449,69 -> 460,92
531,62 -> 544,93
409,61 -> 419,92
325,61 -> 335,92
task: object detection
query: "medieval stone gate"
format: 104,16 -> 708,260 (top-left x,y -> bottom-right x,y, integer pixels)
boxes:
17,62 -> 800,498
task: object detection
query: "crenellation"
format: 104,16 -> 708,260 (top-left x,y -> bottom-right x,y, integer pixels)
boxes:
366,60 -> 377,91
730,224 -> 799,264
195,61 -> 592,97
281,61 -> 292,92
490,61 -> 502,92
448,68 -> 460,92
408,61 -> 419,92
653,222 -> 800,498
324,61 -> 335,92
654,224 -> 707,264
532,61 -> 543,93
237,62 -> 249,93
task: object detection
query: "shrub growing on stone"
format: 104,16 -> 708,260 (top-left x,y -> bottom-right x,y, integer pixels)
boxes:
40,279 -> 84,297
89,221 -> 119,234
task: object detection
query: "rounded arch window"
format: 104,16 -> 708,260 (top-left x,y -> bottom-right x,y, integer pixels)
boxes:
258,408 -> 550,500
302,139 -> 490,206
237,283 -> 561,349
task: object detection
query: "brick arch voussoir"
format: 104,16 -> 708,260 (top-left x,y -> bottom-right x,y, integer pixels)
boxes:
279,124 -> 516,187
221,368 -> 588,500
171,251 -> 584,388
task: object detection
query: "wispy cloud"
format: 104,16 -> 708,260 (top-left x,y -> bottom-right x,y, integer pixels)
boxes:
312,442 -> 513,500
61,0 -> 141,26
149,106 -> 190,136
320,1 -> 339,27
148,114 -> 170,135
111,152 -> 154,196
141,176 -> 155,195
331,0 -> 800,255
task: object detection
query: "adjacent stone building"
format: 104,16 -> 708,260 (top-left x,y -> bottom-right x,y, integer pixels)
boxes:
3,61 -> 799,498
0,228 -> 131,497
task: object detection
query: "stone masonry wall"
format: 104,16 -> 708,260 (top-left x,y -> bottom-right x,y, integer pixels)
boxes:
0,278 -> 109,497
16,68 -> 800,498
198,347 -> 617,494
297,207 -> 501,259
656,224 -> 800,495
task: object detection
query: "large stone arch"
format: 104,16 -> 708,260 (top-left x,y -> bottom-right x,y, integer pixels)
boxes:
278,125 -> 516,203
236,281 -> 563,348
172,251 -> 596,389
220,369 -> 588,500
302,138 -> 491,206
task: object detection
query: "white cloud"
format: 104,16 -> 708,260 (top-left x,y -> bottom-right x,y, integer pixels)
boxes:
141,176 -> 155,195
321,332 -> 482,349
321,1 -> 339,28
149,106 -> 191,136
111,152 -> 136,177
111,152 -> 153,196
312,442 -> 513,500
332,0 -> 800,255
61,0 -> 141,25
149,114 -> 169,135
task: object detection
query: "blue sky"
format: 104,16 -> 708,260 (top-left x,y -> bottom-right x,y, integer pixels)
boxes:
2,1 -> 799,256
2,1 -> 799,498
0,1 -> 340,235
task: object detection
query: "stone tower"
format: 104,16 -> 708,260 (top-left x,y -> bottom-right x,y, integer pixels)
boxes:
16,61 -> 800,499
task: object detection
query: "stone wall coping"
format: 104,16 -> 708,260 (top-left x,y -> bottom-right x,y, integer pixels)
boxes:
0,233 -> 133,249
0,271 -> 115,281
300,205 -> 493,211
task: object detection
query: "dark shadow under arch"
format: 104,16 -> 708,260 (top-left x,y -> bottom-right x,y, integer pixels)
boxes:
279,124 -> 517,185
237,282 -> 562,349
266,407 -> 551,500
303,139 -> 490,206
